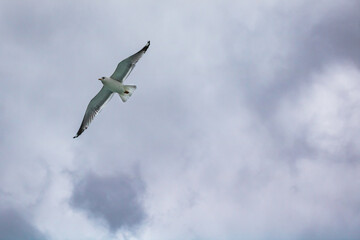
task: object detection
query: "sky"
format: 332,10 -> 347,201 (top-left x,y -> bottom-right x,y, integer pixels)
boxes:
1,0 -> 360,239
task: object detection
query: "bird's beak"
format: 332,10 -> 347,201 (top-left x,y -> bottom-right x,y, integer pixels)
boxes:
98,78 -> 102,81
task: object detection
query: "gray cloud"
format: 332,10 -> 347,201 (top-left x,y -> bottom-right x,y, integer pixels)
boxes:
218,1 -> 360,166
223,1 -> 360,116
0,208 -> 47,240
70,172 -> 146,232
0,0 -> 360,239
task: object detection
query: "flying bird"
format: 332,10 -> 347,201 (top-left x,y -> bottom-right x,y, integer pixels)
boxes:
73,41 -> 150,138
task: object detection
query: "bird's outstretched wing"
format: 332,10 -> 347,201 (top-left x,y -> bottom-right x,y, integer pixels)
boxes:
74,87 -> 114,138
110,41 -> 150,83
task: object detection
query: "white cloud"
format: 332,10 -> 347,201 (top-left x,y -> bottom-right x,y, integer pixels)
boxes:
277,63 -> 360,158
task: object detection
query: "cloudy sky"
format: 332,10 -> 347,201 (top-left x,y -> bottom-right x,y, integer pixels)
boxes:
1,0 -> 360,239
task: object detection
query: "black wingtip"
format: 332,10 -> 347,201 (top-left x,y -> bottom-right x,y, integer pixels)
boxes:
73,130 -> 82,138
143,41 -> 150,53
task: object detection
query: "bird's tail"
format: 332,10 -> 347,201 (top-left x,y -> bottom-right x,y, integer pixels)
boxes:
119,85 -> 136,102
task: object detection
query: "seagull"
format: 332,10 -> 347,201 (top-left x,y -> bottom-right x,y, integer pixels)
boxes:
73,41 -> 150,138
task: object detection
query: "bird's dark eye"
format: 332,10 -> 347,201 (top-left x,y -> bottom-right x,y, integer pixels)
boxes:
102,77 -> 105,79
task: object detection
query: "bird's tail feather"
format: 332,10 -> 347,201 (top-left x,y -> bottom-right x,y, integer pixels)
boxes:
119,85 -> 136,102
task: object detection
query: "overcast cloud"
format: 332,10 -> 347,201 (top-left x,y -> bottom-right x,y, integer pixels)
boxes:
70,172 -> 146,232
1,0 -> 360,239
0,207 -> 47,240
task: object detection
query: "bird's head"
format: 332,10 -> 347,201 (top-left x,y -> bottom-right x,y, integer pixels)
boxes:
98,77 -> 106,81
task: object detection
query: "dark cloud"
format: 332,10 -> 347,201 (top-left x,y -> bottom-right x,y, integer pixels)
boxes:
70,172 -> 146,232
0,208 -> 47,240
218,1 -> 360,168
226,1 -> 360,116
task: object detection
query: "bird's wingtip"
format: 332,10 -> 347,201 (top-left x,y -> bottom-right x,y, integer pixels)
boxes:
142,41 -> 150,52
73,135 -> 78,139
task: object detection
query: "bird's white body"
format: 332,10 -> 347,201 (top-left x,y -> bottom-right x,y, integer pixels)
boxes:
100,77 -> 137,102
101,77 -> 126,94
